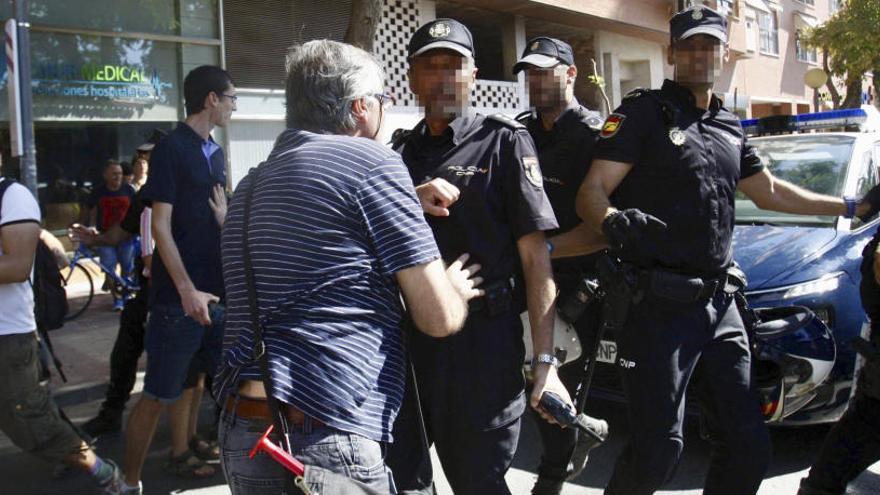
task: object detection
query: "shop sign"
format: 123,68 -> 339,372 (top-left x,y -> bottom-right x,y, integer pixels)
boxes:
33,61 -> 172,101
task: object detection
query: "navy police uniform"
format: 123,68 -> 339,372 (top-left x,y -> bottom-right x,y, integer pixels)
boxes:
387,108 -> 558,495
384,21 -> 558,494
516,100 -> 604,484
594,7 -> 771,494
799,227 -> 880,494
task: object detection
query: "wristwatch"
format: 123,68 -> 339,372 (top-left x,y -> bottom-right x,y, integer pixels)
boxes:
532,352 -> 561,369
844,196 -> 857,219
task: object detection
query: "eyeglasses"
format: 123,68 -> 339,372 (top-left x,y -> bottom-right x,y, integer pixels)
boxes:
219,93 -> 238,103
373,92 -> 396,109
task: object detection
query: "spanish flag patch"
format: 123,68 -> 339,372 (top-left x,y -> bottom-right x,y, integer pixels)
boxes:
599,113 -> 626,139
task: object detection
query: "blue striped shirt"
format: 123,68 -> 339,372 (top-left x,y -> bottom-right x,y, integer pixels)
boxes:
220,129 -> 440,442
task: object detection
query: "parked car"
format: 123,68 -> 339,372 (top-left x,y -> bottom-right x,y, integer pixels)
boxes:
587,106 -> 880,425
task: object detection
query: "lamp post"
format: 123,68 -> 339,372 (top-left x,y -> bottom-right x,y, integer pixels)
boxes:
805,68 -> 829,113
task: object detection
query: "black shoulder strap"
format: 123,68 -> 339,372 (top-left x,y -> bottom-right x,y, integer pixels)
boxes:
240,165 -> 296,462
487,113 -> 527,130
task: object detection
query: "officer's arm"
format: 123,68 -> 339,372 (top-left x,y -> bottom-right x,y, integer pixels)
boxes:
738,169 -> 860,217
518,231 -> 557,359
575,159 -> 633,234
396,256 -> 479,337
548,222 -> 607,259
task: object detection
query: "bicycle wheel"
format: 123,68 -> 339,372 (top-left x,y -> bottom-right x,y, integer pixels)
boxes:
61,262 -> 94,321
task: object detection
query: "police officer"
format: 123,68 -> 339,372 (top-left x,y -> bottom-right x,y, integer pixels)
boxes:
385,18 -> 574,495
512,37 -> 606,495
577,6 -> 869,494
799,189 -> 880,495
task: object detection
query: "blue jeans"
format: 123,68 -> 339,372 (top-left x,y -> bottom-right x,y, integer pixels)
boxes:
96,238 -> 136,283
219,401 -> 395,494
143,303 -> 225,403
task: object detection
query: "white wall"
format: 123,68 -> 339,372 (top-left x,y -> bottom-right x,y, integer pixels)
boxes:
594,31 -> 667,109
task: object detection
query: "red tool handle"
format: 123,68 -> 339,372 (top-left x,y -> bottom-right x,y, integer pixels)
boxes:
249,424 -> 306,476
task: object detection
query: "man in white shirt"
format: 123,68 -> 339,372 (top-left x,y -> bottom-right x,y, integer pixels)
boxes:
0,176 -> 124,493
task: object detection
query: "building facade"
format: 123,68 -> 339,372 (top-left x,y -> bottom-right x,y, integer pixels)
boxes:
1,0 -> 871,227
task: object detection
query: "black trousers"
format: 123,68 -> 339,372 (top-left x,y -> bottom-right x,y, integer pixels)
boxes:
799,260 -> 880,495
604,291 -> 771,495
387,311 -> 525,495
528,282 -> 603,481
101,294 -> 148,413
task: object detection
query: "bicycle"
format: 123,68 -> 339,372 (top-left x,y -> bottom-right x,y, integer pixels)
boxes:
61,242 -> 140,321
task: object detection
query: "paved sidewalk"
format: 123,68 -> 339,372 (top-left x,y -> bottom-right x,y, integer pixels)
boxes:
3,293 -> 880,494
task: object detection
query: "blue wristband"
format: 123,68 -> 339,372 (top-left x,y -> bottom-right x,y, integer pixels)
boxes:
844,196 -> 857,219
546,240 -> 555,254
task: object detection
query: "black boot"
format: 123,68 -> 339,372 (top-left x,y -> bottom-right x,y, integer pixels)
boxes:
531,476 -> 565,495
81,408 -> 123,437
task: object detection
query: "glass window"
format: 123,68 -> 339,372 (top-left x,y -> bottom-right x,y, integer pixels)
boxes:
852,149 -> 878,229
830,0 -> 842,13
796,0 -> 816,5
0,32 -> 183,122
758,12 -> 779,56
796,31 -> 818,63
717,0 -> 736,17
25,0 -> 218,39
736,135 -> 856,227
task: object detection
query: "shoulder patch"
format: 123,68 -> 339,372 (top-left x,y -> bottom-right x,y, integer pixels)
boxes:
599,113 -> 626,139
522,156 -> 543,188
487,113 -> 527,130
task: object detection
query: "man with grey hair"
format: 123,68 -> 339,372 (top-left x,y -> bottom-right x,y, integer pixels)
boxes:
217,39 -> 483,494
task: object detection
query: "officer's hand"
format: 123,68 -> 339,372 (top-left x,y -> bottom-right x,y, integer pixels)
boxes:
181,287 -> 220,326
416,178 -> 460,217
530,364 -> 573,426
68,223 -> 99,246
858,184 -> 880,221
446,253 -> 485,302
601,209 -> 667,253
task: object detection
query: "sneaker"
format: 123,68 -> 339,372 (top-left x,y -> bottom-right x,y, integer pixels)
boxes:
96,459 -> 142,495
82,410 -> 122,438
112,298 -> 124,311
531,476 -> 564,495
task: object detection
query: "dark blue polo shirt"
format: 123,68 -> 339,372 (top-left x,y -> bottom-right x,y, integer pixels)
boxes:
141,122 -> 226,305
593,79 -> 765,276
221,130 -> 439,442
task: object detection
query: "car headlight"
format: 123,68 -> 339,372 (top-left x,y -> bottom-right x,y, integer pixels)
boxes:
782,273 -> 843,300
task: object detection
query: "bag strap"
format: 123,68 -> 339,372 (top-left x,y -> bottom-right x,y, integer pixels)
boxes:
239,166 -> 296,469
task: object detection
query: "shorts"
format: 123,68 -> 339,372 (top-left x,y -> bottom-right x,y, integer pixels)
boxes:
143,303 -> 225,403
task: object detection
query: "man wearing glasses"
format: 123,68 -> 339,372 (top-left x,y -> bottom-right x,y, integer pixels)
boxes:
118,65 -> 235,494
386,19 -> 574,495
217,40 -> 482,494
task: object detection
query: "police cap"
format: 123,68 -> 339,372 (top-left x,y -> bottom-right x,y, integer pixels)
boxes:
512,37 -> 574,75
670,5 -> 727,44
408,18 -> 474,59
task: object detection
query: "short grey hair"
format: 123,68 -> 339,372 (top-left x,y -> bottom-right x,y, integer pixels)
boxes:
284,40 -> 385,134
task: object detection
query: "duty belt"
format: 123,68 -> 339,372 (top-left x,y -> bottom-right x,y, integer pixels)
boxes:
639,268 -> 736,303
469,277 -> 516,317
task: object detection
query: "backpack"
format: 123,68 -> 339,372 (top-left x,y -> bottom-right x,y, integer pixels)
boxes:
0,178 -> 68,380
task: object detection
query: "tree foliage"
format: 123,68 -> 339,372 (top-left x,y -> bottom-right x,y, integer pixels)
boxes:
803,0 -> 880,108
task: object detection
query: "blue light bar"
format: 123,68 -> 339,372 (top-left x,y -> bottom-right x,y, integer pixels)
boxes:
742,108 -> 868,136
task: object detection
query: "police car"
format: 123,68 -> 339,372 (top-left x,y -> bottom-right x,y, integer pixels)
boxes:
591,106 -> 880,425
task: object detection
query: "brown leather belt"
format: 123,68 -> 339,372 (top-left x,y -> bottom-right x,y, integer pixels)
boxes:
225,395 -> 325,427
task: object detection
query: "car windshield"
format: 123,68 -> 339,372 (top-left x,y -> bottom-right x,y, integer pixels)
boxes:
736,135 -> 856,227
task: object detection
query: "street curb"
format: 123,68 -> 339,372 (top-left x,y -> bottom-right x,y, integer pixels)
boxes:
53,381 -> 108,408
